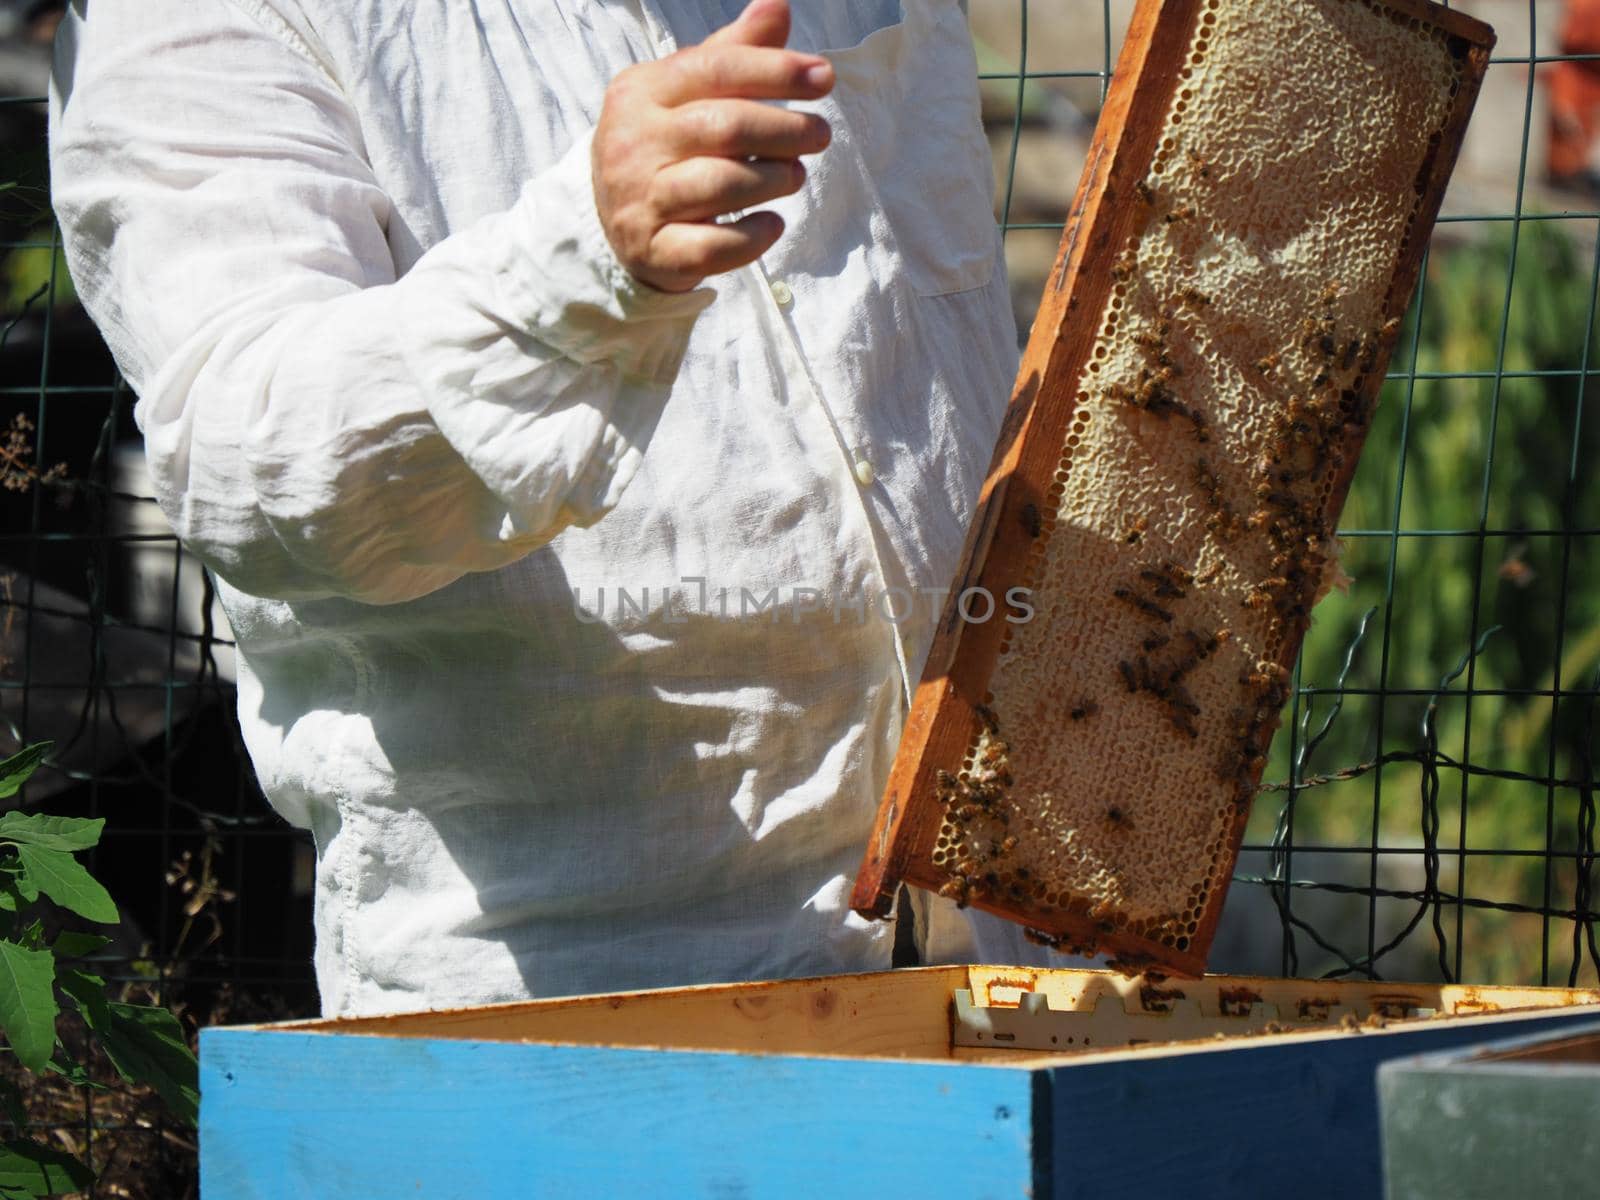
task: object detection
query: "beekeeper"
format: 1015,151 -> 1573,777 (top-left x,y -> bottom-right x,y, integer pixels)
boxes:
49,0 -> 1048,1017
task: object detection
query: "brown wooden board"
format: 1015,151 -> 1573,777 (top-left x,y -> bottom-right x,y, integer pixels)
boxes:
852,0 -> 1495,977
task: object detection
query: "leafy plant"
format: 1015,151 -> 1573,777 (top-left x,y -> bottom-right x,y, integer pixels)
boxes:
0,744 -> 198,1199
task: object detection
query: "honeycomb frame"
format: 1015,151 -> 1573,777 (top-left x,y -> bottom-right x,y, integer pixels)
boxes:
853,0 -> 1496,977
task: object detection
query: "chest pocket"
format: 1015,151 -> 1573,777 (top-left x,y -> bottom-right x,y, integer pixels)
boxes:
824,2 -> 998,298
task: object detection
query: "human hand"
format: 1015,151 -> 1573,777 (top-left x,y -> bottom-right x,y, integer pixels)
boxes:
591,0 -> 834,293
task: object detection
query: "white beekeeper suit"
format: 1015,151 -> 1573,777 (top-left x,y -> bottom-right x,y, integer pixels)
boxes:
49,0 -> 1051,1017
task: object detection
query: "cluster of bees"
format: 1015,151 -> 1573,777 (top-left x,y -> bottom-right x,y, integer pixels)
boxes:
933,709 -> 1024,910
1114,577 -> 1233,741
1217,283 -> 1402,805
1104,225 -> 1214,445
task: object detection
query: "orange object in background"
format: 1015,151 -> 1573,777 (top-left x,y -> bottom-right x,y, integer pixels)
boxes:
1550,0 -> 1600,182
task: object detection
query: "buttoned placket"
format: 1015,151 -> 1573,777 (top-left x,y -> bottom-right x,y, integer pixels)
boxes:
747,256 -> 913,706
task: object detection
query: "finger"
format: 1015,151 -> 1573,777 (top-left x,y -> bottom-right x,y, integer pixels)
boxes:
656,43 -> 833,105
668,98 -> 831,160
651,211 -> 786,280
650,156 -> 805,222
703,0 -> 791,51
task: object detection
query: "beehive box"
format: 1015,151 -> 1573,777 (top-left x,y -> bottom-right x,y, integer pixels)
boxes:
200,967 -> 1598,1198
853,0 -> 1496,977
1379,1019 -> 1600,1199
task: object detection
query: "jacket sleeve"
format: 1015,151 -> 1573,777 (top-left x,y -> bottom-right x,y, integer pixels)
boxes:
49,0 -> 714,604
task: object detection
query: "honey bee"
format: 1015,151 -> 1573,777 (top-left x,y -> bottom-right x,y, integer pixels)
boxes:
1140,569 -> 1186,600
1169,683 -> 1201,716
1069,701 -> 1100,721
1255,352 -> 1281,374
1133,329 -> 1166,353
1381,316 -> 1403,339
1186,148 -> 1211,178
1142,633 -> 1172,653
1247,666 -> 1291,707
1125,516 -> 1149,545
938,877 -> 971,906
1161,559 -> 1195,585
1134,178 -> 1156,204
1106,806 -> 1132,829
1118,660 -> 1139,692
999,835 -> 1019,854
1164,203 -> 1196,224
1020,501 -> 1043,539
1114,587 -> 1175,624
1176,285 -> 1212,308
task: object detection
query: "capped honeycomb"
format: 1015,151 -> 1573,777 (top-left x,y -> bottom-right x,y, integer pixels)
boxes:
854,0 -> 1494,976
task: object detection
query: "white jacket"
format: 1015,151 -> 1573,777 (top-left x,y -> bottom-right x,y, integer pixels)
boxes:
50,0 -> 1049,1016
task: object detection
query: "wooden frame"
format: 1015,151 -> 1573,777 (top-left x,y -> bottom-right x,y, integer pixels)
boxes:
852,0 -> 1497,976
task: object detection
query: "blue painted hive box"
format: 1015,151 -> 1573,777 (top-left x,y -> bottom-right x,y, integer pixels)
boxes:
200,965 -> 1600,1199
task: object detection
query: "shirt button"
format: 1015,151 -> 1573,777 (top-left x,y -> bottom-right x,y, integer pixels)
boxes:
769,279 -> 794,308
853,457 -> 876,488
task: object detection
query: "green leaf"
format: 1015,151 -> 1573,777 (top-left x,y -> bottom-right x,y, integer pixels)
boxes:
0,874 -> 35,916
55,970 -> 109,1033
0,1140 -> 93,1196
0,746 -> 50,802
11,848 -> 116,925
98,1003 -> 198,1126
0,941 -> 56,1074
40,1055 -> 98,1090
49,933 -> 109,959
0,813 -> 104,854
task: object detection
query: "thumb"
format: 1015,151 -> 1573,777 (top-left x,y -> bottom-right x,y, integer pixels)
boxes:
704,0 -> 791,50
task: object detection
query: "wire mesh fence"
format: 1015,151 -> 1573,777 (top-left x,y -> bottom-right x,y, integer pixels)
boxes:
0,0 -> 1595,1191
976,0 -> 1598,989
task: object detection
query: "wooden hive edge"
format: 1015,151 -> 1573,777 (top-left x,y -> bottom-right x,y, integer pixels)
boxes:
853,0 -> 1497,979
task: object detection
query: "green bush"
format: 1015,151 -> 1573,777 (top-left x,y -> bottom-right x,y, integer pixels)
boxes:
0,744 -> 198,1199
